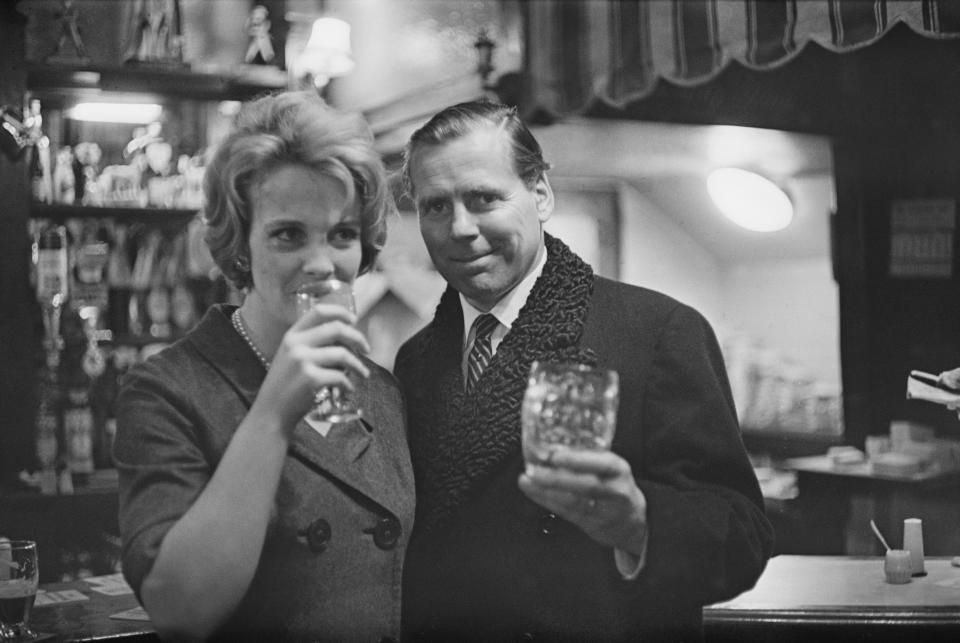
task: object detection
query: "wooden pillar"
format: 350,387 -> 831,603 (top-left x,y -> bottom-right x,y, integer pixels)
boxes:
0,3 -> 39,483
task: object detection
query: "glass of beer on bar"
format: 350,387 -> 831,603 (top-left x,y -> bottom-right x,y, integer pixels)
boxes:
0,540 -> 38,641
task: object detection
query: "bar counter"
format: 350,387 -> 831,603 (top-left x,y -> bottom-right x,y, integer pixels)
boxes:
704,555 -> 960,641
29,578 -> 156,642
28,556 -> 960,641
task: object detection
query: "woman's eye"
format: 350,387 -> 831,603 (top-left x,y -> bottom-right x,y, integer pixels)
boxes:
272,228 -> 303,243
332,226 -> 360,243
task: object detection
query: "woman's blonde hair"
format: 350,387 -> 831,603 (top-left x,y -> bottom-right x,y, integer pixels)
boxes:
203,91 -> 393,289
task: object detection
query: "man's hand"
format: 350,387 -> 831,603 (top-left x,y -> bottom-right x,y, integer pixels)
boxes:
518,449 -> 648,556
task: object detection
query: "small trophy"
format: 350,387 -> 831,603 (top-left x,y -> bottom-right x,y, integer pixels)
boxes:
244,5 -> 275,65
123,0 -> 186,68
45,0 -> 90,65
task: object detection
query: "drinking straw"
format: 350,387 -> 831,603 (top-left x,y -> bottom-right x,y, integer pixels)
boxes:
870,519 -> 892,552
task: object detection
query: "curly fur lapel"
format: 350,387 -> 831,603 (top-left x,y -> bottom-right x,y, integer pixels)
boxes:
408,234 -> 597,534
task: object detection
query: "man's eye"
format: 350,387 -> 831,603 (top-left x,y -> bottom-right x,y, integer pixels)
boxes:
467,193 -> 499,209
422,201 -> 450,216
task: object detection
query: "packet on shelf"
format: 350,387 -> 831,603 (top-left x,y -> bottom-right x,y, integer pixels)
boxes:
872,452 -> 923,478
827,445 -> 866,465
906,370 -> 960,407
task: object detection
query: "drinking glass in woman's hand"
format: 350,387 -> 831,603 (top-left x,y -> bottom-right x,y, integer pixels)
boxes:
521,361 -> 619,474
295,279 -> 362,424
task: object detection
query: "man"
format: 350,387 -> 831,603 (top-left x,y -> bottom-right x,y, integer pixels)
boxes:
394,101 -> 773,642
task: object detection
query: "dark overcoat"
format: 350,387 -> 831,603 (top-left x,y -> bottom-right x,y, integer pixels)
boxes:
396,238 -> 773,642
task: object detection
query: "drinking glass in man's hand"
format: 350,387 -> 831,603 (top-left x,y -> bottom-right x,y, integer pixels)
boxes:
295,280 -> 362,424
0,540 -> 38,642
521,361 -> 619,472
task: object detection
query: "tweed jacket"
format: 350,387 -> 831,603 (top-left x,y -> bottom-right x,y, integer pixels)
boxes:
395,237 -> 773,642
115,304 -> 415,642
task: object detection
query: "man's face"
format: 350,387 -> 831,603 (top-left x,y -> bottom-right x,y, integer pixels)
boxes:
410,125 -> 553,311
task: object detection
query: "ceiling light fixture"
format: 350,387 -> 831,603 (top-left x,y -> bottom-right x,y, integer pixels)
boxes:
707,167 -> 794,232
67,102 -> 163,124
297,17 -> 355,90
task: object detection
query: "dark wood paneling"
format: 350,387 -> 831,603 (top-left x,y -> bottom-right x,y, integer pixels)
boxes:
0,1 -> 40,483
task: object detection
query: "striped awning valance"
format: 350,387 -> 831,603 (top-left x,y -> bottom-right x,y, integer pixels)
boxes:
528,0 -> 960,116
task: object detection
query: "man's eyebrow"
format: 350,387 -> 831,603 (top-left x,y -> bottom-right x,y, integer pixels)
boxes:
416,194 -> 442,208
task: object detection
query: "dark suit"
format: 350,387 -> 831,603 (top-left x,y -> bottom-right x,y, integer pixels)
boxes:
395,236 -> 773,642
115,304 -> 414,642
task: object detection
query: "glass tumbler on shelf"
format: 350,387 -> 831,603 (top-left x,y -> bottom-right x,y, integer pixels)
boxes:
521,361 -> 620,472
295,279 -> 362,424
0,540 -> 39,642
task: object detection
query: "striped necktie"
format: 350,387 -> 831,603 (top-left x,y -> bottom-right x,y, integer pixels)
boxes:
465,313 -> 499,394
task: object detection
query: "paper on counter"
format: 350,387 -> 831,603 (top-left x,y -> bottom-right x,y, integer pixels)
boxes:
84,572 -> 133,596
906,371 -> 960,407
34,589 -> 89,606
110,605 -> 151,621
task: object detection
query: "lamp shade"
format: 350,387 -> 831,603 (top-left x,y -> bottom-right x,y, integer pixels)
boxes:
707,168 -> 793,232
299,17 -> 355,86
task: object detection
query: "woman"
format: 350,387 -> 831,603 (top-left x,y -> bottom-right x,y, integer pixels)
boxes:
114,91 -> 413,641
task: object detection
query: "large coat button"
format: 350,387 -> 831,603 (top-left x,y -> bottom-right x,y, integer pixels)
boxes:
371,517 -> 401,550
301,518 -> 332,553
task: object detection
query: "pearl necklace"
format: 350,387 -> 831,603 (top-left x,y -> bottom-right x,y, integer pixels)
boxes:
231,309 -> 271,369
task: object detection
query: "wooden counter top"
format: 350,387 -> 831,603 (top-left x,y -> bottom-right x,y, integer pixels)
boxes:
704,555 -> 960,641
25,556 -> 960,641
28,578 -> 155,642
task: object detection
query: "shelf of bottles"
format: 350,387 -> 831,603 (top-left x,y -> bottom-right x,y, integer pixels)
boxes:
25,97 -> 233,494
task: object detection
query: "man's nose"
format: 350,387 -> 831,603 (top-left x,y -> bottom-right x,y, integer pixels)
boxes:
449,203 -> 479,238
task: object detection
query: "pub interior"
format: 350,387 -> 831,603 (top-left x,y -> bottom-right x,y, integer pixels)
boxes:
2,0 -> 960,640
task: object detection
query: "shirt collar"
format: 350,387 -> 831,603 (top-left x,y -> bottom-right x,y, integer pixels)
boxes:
460,243 -> 548,341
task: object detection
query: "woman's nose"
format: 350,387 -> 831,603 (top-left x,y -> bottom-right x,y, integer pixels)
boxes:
303,242 -> 335,278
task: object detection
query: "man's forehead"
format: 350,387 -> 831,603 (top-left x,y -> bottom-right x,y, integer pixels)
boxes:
417,124 -> 510,159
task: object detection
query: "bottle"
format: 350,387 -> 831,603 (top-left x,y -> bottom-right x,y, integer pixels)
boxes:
129,230 -> 160,337
168,231 -> 197,332
35,223 -> 69,307
35,368 -> 61,495
146,236 -> 172,338
59,309 -> 94,482
89,352 -> 119,469
72,220 -> 111,313
35,223 -> 70,370
52,146 -> 76,204
27,100 -> 53,204
106,225 -> 134,336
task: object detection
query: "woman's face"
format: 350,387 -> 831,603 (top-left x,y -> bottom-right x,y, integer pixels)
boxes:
244,162 -> 362,327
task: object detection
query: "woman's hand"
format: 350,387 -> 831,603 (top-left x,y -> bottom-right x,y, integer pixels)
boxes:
255,304 -> 371,430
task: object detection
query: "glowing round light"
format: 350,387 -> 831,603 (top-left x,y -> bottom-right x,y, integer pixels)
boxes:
67,102 -> 162,124
707,168 -> 793,232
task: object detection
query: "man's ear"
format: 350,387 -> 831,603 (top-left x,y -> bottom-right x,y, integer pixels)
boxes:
534,175 -> 554,224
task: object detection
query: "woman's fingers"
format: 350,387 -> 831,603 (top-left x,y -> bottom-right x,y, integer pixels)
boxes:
300,345 -> 370,383
284,319 -> 371,357
290,303 -> 358,331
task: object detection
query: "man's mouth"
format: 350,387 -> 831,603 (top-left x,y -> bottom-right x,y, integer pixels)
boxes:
450,252 -> 490,264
